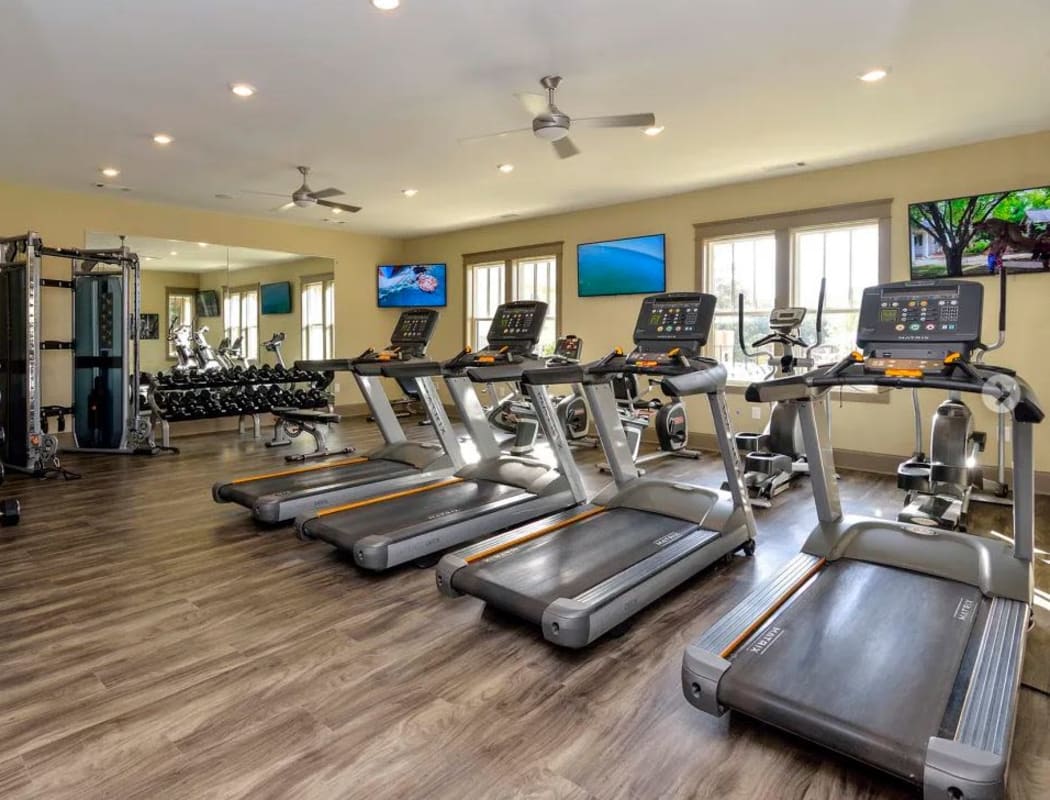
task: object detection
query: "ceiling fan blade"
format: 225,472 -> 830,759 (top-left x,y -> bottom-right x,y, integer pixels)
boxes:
309,187 -> 344,200
458,127 -> 533,145
552,137 -> 580,159
240,189 -> 292,198
573,113 -> 657,129
317,199 -> 362,214
273,201 -> 296,212
514,92 -> 549,117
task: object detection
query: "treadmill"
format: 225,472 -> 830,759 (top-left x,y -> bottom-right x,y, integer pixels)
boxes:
436,292 -> 759,648
682,276 -> 1041,799
212,309 -> 463,523
296,300 -> 588,570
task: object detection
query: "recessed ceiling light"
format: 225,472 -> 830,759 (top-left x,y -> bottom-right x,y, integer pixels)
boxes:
152,133 -> 174,145
215,193 -> 233,200
859,68 -> 889,83
402,188 -> 418,197
230,83 -> 256,97
371,0 -> 400,10
497,163 -> 515,174
169,250 -> 178,256
100,167 -> 120,178
643,125 -> 665,137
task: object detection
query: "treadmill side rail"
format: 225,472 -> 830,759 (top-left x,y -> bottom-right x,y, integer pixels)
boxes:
924,596 -> 1028,800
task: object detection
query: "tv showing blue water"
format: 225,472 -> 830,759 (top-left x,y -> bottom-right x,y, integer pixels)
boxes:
577,233 -> 666,297
260,281 -> 292,314
377,264 -> 447,308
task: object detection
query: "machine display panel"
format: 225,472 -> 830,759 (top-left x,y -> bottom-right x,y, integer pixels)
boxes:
487,301 -> 547,346
634,293 -> 716,346
391,309 -> 438,344
857,281 -> 983,348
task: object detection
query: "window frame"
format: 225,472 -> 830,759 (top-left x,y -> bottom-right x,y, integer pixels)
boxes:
696,200 -> 892,402
300,273 -> 335,360
463,242 -> 563,353
164,286 -> 197,361
224,283 -> 260,363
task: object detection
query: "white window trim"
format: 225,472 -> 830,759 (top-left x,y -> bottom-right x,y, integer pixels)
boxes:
301,274 -> 335,360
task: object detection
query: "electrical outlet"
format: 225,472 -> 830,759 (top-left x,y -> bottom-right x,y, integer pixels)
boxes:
333,383 -> 340,393
751,407 -> 762,420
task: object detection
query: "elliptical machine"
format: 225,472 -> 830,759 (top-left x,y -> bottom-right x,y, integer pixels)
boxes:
192,326 -> 223,371
730,279 -> 825,507
897,267 -> 1012,530
168,318 -> 197,373
263,332 -> 286,368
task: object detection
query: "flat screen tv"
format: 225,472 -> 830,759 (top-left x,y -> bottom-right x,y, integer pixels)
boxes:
377,263 -> 447,308
260,281 -> 293,315
909,183 -> 1050,279
577,233 -> 666,297
195,289 -> 220,318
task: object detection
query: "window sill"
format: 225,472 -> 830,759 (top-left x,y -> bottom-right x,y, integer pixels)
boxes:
725,382 -> 891,405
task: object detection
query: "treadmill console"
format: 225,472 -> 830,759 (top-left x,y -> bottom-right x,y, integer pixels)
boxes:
632,292 -> 716,356
485,300 -> 548,352
388,308 -> 439,357
857,281 -> 983,360
354,308 -> 439,366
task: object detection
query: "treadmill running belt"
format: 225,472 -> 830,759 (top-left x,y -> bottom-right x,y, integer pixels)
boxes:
302,480 -> 526,550
719,559 -> 982,783
453,508 -> 694,623
217,459 -> 415,506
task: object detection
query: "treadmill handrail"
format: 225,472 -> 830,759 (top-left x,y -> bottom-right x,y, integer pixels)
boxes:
745,362 -> 1044,423
380,360 -> 443,379
521,363 -> 587,386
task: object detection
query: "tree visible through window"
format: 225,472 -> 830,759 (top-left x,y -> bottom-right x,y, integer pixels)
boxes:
466,249 -> 559,354
301,276 -> 335,359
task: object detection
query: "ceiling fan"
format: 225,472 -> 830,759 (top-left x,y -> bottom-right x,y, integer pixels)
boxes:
244,166 -> 362,213
462,75 -> 657,159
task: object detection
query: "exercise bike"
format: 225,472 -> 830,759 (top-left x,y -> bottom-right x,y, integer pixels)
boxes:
216,336 -> 248,370
896,267 -> 1012,530
262,332 -> 286,368
192,326 -> 224,372
596,368 -> 701,475
168,318 -> 197,373
729,279 -> 826,508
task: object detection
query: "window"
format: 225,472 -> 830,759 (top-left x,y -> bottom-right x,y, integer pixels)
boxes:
697,200 -> 891,389
793,222 -> 880,363
301,275 -> 335,359
706,235 -> 777,382
225,285 -> 259,362
165,288 -> 196,359
465,244 -> 561,355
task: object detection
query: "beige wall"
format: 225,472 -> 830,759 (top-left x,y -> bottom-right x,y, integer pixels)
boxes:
403,130 -> 1050,470
0,181 -> 402,406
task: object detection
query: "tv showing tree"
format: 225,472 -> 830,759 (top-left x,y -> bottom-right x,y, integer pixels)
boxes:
909,184 -> 1050,278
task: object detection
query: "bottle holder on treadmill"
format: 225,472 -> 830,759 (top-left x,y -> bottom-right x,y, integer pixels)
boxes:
897,460 -> 932,492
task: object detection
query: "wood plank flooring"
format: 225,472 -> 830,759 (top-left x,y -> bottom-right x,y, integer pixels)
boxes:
1,417 -> 1048,799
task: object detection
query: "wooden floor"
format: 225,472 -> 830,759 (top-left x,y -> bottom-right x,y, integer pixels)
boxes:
1,417 -> 1049,800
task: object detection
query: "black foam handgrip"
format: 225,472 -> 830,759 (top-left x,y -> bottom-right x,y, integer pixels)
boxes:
660,362 -> 728,397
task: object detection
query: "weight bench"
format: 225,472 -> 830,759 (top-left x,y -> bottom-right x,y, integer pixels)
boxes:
266,407 -> 355,463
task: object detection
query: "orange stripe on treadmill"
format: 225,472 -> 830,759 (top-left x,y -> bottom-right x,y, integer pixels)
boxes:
316,477 -> 463,517
465,506 -> 606,564
719,558 -> 826,659
230,457 -> 368,484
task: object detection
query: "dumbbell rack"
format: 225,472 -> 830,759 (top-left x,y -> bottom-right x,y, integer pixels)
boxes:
146,369 -> 332,449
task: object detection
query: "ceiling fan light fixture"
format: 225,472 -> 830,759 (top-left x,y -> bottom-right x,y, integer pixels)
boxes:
859,67 -> 889,83
402,188 -> 418,198
644,125 -> 665,137
230,82 -> 256,97
497,163 -> 515,174
293,197 -> 314,208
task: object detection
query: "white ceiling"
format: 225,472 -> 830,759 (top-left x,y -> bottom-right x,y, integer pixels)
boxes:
85,233 -> 306,272
4,1 -> 1050,238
